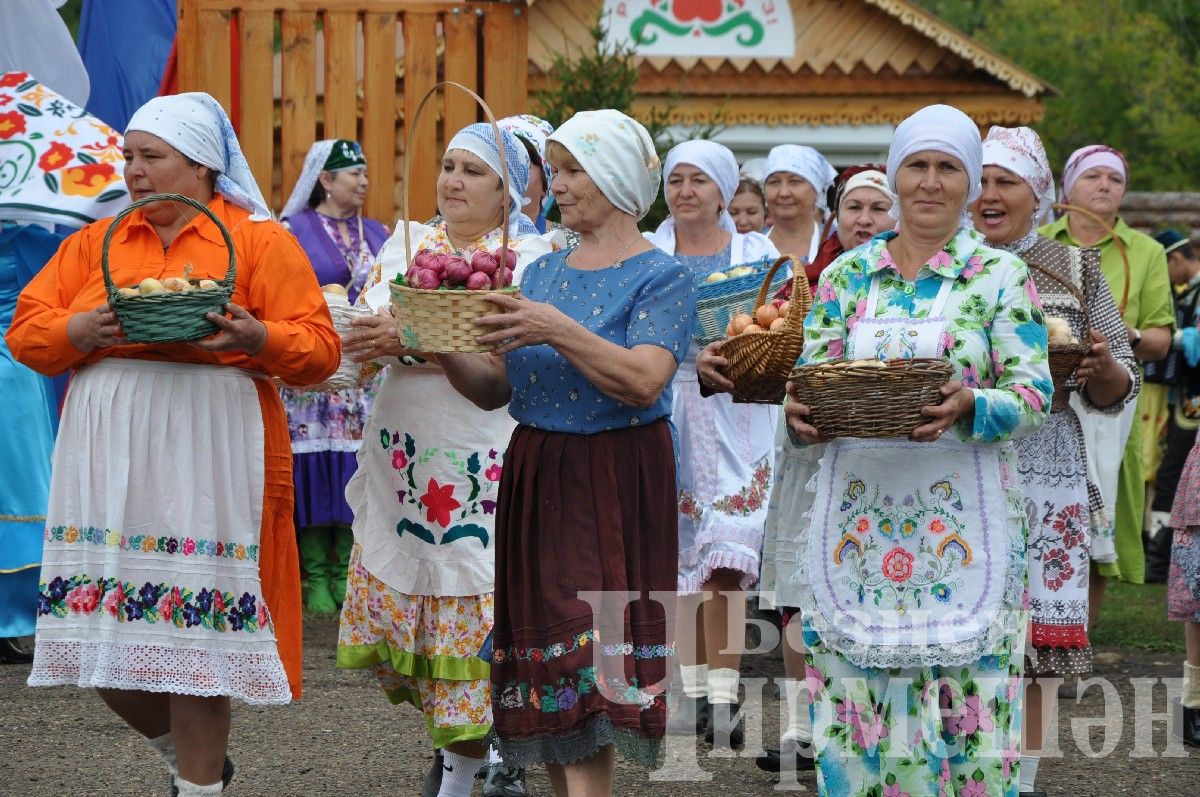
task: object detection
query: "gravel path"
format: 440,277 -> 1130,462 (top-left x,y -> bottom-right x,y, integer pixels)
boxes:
2,617 -> 1196,796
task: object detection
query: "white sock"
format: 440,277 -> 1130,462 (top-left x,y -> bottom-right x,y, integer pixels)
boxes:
781,678 -> 813,744
146,733 -> 178,776
680,663 -> 709,698
1018,754 -> 1040,791
173,777 -> 223,797
707,667 -> 740,705
1185,662 -> 1200,709
437,749 -> 485,797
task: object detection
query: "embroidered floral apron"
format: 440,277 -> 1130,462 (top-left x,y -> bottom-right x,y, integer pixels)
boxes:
804,275 -> 1015,668
29,359 -> 291,704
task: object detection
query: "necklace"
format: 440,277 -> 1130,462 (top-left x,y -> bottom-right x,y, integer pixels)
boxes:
569,236 -> 639,269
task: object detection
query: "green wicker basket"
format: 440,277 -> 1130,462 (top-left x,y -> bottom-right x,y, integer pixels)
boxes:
103,193 -> 235,343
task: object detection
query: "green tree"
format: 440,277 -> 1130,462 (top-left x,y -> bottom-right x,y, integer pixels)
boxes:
912,0 -> 1200,191
533,13 -> 722,229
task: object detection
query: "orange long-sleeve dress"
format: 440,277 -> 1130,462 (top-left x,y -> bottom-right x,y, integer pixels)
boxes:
6,196 -> 340,698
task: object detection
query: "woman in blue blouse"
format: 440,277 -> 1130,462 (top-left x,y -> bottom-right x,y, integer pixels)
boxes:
438,110 -> 697,796
787,105 -> 1051,797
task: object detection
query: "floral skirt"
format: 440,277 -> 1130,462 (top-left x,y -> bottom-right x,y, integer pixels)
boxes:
804,620 -> 1025,797
490,421 -> 676,769
674,377 -> 775,594
1166,529 -> 1200,623
336,544 -> 493,747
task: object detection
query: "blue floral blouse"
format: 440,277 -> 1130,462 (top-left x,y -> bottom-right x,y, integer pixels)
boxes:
802,228 -> 1052,443
506,247 -> 697,433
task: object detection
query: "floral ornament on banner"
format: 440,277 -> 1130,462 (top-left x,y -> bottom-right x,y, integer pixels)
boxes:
0,71 -> 129,227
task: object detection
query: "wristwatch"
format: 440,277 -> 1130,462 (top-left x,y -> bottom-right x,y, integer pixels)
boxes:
1130,329 -> 1142,350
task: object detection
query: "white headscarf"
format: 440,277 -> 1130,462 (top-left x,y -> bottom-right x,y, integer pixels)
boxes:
281,140 -> 335,220
764,145 -> 837,212
652,140 -> 740,249
126,93 -> 271,221
548,110 -> 661,220
981,126 -> 1056,225
838,169 -> 896,211
886,104 -> 982,227
444,122 -> 535,236
1060,144 -> 1127,202
739,157 -> 768,185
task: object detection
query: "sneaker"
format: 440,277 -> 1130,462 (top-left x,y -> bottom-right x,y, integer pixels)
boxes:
169,756 -> 234,796
420,751 -> 444,797
482,762 -> 528,797
704,702 -> 744,750
754,739 -> 815,773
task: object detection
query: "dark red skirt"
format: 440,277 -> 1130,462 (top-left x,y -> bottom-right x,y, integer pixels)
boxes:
491,420 -> 677,767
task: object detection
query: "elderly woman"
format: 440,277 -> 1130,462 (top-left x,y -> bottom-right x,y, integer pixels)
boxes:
6,92 -> 340,797
278,138 -> 388,614
334,123 -> 559,797
973,126 -> 1137,797
709,164 -> 897,775
1041,147 -> 1173,601
761,144 -> 836,288
643,140 -> 778,748
786,105 -> 1051,797
437,110 -> 696,796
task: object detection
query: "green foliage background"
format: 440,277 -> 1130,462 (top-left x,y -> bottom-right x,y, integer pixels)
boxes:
913,0 -> 1200,191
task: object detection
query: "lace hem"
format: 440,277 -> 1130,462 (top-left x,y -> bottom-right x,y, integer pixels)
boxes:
1028,645 -> 1093,676
28,639 -> 292,705
677,547 -> 760,595
491,712 -> 661,769
800,511 -> 1028,670
291,438 -> 364,454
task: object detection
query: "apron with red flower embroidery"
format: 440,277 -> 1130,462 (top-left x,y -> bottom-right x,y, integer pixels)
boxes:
804,273 -> 1014,668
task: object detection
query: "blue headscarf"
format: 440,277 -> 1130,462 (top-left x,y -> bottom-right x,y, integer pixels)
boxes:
444,123 -> 536,236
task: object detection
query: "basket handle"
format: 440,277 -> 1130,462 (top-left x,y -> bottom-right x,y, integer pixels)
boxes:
751,255 -> 809,333
1052,202 -> 1129,315
102,193 -> 236,295
402,81 -> 510,272
1025,257 -> 1090,333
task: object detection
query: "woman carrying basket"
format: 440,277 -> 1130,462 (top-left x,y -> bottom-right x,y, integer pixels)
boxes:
437,109 -> 697,796
6,92 -> 340,797
972,126 -> 1137,797
786,104 -> 1052,797
335,122 -> 561,797
278,138 -> 389,615
644,139 -> 778,748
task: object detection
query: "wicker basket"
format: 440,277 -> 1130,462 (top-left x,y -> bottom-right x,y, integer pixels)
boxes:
694,255 -> 788,346
104,193 -> 235,343
294,295 -> 372,391
389,81 -> 517,353
718,255 -> 813,404
1027,258 -> 1091,413
789,358 -> 954,439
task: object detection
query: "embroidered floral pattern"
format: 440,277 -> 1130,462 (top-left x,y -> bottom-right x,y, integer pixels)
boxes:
494,667 -> 666,714
832,473 -> 972,613
710,459 -> 771,516
677,490 -> 703,522
493,628 -> 595,664
44,525 -> 259,561
39,574 -> 272,633
379,428 -> 501,547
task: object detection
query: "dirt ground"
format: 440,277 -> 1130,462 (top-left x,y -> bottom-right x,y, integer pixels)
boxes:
2,617 -> 1196,796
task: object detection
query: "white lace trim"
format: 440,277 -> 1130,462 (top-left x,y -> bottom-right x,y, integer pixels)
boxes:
28,639 -> 292,705
291,438 -> 363,454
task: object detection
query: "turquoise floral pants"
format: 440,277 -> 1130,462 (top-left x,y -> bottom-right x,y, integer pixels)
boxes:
803,622 -> 1025,797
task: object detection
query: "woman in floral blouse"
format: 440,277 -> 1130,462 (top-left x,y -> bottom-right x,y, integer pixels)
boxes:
786,104 -> 1051,797
335,123 -> 561,797
438,110 -> 697,796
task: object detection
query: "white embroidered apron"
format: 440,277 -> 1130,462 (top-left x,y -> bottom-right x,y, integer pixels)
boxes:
28,359 -> 291,704
804,275 -> 1015,668
1068,391 -> 1130,563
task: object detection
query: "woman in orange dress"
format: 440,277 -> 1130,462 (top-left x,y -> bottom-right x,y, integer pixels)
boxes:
6,92 -> 339,797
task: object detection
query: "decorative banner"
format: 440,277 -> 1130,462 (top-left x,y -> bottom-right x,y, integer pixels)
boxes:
0,71 -> 129,228
603,0 -> 796,58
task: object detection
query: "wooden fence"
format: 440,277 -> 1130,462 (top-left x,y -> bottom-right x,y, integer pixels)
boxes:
176,0 -> 529,223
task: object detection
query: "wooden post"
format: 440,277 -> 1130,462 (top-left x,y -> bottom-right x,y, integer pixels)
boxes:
362,11 -> 398,225
239,9 -> 275,210
482,3 -> 529,120
280,11 -> 317,212
195,9 -> 233,111
404,11 -> 441,223
323,10 -> 360,141
443,7 -> 480,138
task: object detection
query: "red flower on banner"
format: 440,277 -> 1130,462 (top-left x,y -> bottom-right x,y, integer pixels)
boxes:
38,142 -> 74,172
0,111 -> 26,140
420,478 -> 461,529
61,162 -> 119,197
0,72 -> 30,89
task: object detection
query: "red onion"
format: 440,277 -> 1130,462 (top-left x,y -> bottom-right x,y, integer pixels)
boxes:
471,250 -> 499,276
466,271 -> 492,290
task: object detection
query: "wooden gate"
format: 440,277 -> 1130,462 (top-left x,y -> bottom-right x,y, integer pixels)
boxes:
176,0 -> 528,223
